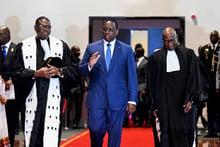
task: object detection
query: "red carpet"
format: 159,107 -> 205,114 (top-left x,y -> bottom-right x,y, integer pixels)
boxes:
60,127 -> 154,147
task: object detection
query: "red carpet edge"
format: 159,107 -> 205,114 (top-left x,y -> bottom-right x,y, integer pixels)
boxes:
60,129 -> 90,147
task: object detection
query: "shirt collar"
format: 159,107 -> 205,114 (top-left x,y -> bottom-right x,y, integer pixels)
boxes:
1,40 -> 11,49
103,39 -> 116,47
212,43 -> 218,49
137,56 -> 144,62
137,56 -> 145,67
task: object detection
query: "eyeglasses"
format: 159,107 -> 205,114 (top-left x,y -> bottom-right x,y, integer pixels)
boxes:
103,27 -> 114,33
164,39 -> 175,44
38,25 -> 52,30
0,32 -> 9,35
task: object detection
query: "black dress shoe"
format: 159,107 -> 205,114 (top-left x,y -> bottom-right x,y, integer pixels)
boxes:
123,118 -> 129,127
134,122 -> 143,127
123,123 -> 129,128
15,128 -> 19,135
72,123 -> 78,129
204,133 -> 218,138
144,123 -> 151,127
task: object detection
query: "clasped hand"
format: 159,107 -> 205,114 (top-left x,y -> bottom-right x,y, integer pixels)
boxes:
34,64 -> 61,78
0,95 -> 7,104
5,79 -> 12,91
0,77 -> 7,104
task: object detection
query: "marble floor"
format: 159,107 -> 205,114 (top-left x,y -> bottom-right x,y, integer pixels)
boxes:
13,128 -> 220,147
197,130 -> 220,147
14,128 -> 85,147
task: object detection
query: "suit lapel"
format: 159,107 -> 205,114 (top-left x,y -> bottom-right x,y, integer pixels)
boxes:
98,40 -> 107,71
138,59 -> 144,68
174,47 -> 185,71
4,43 -> 15,65
109,41 -> 121,70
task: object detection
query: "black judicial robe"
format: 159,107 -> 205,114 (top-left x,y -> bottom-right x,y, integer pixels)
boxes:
148,46 -> 198,147
9,37 -> 79,147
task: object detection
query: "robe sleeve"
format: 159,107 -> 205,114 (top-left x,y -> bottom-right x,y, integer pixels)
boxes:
147,54 -> 158,110
216,58 -> 220,89
184,50 -> 199,103
61,41 -> 80,98
9,43 -> 35,101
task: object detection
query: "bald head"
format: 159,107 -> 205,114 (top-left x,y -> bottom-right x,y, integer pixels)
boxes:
162,27 -> 178,50
0,25 -> 11,45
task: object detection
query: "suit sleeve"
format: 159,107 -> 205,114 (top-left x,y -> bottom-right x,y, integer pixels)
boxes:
78,45 -> 91,77
127,47 -> 138,103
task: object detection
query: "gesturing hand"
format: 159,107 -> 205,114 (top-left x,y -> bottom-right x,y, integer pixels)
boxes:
89,52 -> 100,68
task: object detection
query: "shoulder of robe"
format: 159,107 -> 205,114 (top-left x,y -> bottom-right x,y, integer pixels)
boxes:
200,43 -> 210,48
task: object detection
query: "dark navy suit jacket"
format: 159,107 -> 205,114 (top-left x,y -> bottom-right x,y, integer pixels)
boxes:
0,42 -> 16,80
78,39 -> 138,110
0,42 -> 17,146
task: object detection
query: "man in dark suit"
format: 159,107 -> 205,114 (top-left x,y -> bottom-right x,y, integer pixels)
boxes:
198,30 -> 220,137
67,45 -> 84,128
78,19 -> 138,147
132,44 -> 150,127
0,25 -> 17,147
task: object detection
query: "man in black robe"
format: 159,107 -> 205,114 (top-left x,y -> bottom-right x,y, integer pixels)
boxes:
9,16 -> 78,147
148,27 -> 198,147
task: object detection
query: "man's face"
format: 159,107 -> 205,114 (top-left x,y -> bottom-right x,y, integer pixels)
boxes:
35,18 -> 51,40
135,47 -> 144,58
163,34 -> 178,50
103,21 -> 118,42
210,32 -> 219,45
73,48 -> 80,57
0,27 -> 10,45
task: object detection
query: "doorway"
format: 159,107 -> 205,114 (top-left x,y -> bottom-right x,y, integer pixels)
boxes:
89,16 -> 185,57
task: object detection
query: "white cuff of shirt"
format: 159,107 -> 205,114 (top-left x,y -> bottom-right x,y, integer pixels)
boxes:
128,101 -> 136,105
88,63 -> 94,71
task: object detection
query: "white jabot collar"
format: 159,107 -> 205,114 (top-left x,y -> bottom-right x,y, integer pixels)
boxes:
166,50 -> 180,72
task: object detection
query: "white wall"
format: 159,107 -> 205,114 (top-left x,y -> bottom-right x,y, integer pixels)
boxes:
1,0 -> 220,56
